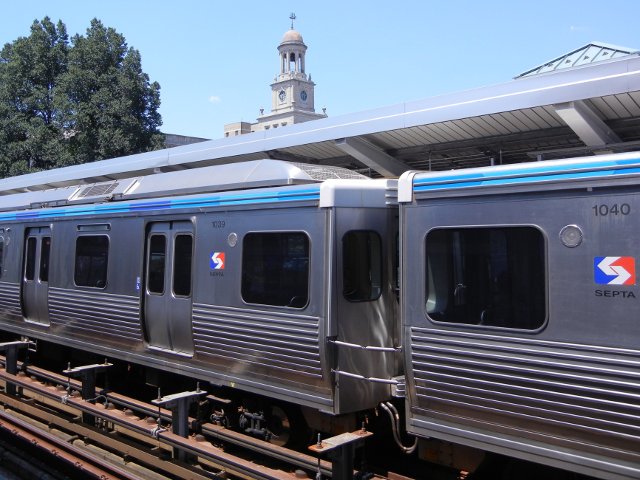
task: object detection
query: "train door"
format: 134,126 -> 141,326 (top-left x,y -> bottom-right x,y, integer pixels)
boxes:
144,221 -> 194,355
21,227 -> 51,325
333,208 -> 400,412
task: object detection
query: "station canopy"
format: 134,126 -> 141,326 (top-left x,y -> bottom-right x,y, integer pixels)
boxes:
1,42 -> 640,194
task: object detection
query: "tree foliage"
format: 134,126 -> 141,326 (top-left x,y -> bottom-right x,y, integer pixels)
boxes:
0,17 -> 163,177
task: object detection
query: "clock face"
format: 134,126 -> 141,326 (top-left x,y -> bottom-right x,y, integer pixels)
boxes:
278,90 -> 286,102
300,90 -> 308,101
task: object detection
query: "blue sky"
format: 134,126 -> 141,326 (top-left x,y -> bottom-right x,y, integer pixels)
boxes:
2,1 -> 639,139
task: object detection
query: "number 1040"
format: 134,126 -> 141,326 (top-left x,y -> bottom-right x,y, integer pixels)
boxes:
593,203 -> 631,216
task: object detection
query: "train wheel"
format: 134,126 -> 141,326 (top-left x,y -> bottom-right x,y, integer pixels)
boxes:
267,404 -> 292,447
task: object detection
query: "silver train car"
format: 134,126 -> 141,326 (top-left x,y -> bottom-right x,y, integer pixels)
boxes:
0,160 -> 400,428
398,151 -> 640,480
0,150 -> 639,478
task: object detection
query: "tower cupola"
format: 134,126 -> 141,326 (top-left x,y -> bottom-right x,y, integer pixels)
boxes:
278,25 -> 307,80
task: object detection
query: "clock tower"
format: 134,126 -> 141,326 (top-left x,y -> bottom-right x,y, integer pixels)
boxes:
253,15 -> 326,132
223,14 -> 327,136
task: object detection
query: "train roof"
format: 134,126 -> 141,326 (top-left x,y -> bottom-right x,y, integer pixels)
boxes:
398,150 -> 640,201
0,160 -> 382,214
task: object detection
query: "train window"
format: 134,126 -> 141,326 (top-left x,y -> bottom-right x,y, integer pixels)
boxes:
342,231 -> 382,302
173,234 -> 193,297
242,232 -> 309,308
0,237 -> 4,279
25,237 -> 36,281
426,227 -> 545,330
147,235 -> 166,294
40,237 -> 51,282
75,236 -> 109,288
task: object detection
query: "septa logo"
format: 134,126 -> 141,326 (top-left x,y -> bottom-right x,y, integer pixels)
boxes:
594,256 -> 635,285
210,252 -> 225,270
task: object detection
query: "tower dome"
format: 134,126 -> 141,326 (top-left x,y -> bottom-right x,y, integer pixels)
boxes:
281,29 -> 305,45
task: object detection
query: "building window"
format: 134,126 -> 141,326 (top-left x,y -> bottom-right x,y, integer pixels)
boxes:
75,236 -> 109,288
343,231 -> 382,302
425,227 -> 545,330
242,232 -> 309,308
173,234 -> 193,297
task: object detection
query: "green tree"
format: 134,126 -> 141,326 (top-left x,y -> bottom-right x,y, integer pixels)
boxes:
0,17 -> 71,176
0,17 -> 163,176
58,19 -> 163,165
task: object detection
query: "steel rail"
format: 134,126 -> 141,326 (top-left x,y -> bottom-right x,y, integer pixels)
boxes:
15,363 -> 176,423
0,392 -> 215,480
202,422 -> 333,477
0,357 -> 385,479
0,407 -> 139,480
0,369 -> 313,479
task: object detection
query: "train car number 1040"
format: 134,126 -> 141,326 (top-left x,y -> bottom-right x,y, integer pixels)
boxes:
593,203 -> 631,216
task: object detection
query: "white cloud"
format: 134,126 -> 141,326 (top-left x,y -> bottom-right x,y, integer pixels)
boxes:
208,95 -> 222,104
569,25 -> 588,32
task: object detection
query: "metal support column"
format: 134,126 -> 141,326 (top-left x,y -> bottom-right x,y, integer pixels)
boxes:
0,341 -> 31,396
63,361 -> 112,425
152,388 -> 207,463
309,429 -> 373,480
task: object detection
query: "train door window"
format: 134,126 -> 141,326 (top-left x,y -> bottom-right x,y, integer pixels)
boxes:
342,230 -> 382,301
0,236 -> 5,279
39,237 -> 51,282
425,227 -> 546,330
173,234 -> 193,297
242,232 -> 309,308
25,237 -> 37,281
74,236 -> 109,288
147,235 -> 166,294
394,231 -> 400,301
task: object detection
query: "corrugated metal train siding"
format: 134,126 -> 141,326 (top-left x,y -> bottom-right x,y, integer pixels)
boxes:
193,303 -> 322,378
410,327 -> 640,454
49,288 -> 142,339
0,282 -> 21,317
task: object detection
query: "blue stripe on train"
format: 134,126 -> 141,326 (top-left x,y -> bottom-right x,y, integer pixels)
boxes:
413,158 -> 640,192
0,187 -> 321,222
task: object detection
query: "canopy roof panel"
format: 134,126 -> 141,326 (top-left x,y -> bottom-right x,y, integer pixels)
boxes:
1,49 -> 640,193
516,42 -> 638,78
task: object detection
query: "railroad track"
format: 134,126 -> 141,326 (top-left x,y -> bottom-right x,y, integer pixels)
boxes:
0,406 -> 142,480
0,356 -> 382,480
